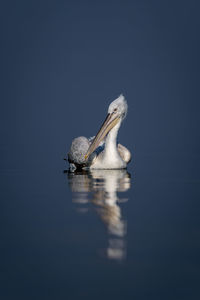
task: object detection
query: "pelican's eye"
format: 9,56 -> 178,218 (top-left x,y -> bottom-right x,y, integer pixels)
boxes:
113,108 -> 118,113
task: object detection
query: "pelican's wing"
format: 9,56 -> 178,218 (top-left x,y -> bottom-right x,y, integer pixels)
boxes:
117,144 -> 132,164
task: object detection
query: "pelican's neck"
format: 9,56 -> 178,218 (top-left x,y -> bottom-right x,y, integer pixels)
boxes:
104,121 -> 121,159
91,119 -> 126,169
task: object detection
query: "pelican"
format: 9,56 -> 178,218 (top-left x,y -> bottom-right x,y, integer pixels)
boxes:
67,94 -> 131,171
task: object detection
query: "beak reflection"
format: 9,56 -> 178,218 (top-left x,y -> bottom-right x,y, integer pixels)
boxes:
67,169 -> 131,261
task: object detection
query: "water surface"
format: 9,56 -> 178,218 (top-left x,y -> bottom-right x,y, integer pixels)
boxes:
1,151 -> 199,300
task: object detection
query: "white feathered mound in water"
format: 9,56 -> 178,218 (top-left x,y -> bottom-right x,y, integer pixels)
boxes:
66,94 -> 131,171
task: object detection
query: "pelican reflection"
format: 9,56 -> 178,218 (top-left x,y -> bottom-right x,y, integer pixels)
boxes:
67,169 -> 131,260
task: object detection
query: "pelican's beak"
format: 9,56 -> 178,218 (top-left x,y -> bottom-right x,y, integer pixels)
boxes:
84,113 -> 120,160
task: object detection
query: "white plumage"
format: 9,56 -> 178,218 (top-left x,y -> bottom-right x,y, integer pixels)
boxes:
67,95 -> 131,171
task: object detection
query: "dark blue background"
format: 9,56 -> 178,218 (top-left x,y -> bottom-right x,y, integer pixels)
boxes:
1,1 -> 200,299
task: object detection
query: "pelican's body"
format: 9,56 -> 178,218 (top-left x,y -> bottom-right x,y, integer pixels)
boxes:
67,95 -> 131,171
89,121 -> 127,169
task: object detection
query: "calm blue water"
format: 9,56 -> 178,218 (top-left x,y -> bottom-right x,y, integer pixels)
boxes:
1,149 -> 199,299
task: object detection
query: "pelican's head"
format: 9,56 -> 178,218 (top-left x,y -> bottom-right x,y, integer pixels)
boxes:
85,94 -> 128,160
108,94 -> 128,121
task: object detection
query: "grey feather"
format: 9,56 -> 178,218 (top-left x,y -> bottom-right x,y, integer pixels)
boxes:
68,136 -> 90,165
